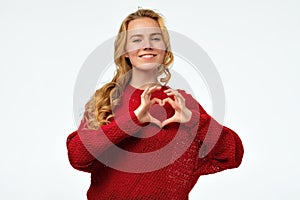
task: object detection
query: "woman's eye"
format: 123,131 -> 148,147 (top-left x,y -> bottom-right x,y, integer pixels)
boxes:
132,39 -> 142,43
151,37 -> 161,41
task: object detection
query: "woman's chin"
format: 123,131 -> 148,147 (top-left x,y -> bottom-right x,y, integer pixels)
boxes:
134,63 -> 162,71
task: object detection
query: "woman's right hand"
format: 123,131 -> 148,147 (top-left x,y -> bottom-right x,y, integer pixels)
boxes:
134,85 -> 163,127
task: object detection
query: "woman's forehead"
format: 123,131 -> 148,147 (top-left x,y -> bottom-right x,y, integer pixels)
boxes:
127,17 -> 160,29
126,27 -> 163,37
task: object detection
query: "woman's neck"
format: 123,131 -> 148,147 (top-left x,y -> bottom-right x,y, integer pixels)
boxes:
130,68 -> 161,89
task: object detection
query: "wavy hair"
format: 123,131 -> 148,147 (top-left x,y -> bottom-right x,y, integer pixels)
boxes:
83,9 -> 174,130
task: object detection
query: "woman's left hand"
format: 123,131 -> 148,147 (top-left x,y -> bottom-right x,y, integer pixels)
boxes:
161,89 -> 192,127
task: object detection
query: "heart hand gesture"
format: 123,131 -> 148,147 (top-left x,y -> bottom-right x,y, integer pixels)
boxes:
134,86 -> 192,128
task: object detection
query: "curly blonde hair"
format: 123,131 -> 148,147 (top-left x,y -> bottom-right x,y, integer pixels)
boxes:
84,9 -> 174,130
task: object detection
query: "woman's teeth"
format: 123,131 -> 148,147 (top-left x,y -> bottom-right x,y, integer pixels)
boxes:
141,54 -> 155,58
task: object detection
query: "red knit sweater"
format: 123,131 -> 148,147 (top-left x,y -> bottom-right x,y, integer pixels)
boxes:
67,84 -> 244,200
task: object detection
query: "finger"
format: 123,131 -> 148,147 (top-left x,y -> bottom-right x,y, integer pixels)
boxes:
164,89 -> 179,99
176,92 -> 185,103
162,97 -> 176,107
173,92 -> 183,104
171,91 -> 185,104
163,88 -> 171,93
163,88 -> 175,93
141,87 -> 150,98
162,116 -> 176,127
147,85 -> 162,95
150,97 -> 163,106
144,86 -> 159,101
164,89 -> 175,96
165,92 -> 179,103
149,115 -> 162,128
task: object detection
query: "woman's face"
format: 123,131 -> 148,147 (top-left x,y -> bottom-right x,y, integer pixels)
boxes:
125,17 -> 166,71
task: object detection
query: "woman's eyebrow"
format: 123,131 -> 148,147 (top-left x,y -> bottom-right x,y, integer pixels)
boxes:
129,34 -> 143,39
129,32 -> 162,39
150,33 -> 162,36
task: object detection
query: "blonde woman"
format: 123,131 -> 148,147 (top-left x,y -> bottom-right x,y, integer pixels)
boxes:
67,9 -> 244,200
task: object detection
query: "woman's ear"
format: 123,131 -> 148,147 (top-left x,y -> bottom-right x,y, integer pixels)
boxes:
124,53 -> 129,58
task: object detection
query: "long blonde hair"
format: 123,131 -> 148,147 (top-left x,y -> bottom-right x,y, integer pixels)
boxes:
84,9 -> 174,130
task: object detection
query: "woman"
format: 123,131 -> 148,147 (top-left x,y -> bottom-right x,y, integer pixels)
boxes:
67,8 -> 244,200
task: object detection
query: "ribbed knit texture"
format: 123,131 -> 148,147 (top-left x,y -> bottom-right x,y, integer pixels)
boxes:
67,85 -> 244,200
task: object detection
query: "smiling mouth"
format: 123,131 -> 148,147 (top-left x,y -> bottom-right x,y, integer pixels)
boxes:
139,54 -> 157,58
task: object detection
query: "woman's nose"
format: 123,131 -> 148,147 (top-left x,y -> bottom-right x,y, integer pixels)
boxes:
142,39 -> 153,50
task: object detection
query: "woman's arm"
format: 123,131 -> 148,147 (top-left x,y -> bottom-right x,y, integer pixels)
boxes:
191,114 -> 244,176
178,90 -> 244,176
66,111 -> 146,173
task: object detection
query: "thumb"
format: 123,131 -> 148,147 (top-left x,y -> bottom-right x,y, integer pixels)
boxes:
161,116 -> 176,127
149,115 -> 162,128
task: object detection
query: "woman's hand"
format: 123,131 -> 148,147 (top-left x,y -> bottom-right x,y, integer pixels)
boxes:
161,88 -> 192,127
134,86 -> 192,128
134,85 -> 163,127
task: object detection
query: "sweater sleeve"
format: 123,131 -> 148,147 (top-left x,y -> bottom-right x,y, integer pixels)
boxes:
192,114 -> 244,176
178,90 -> 244,176
66,111 -> 147,173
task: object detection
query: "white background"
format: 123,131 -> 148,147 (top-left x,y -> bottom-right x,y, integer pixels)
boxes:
1,0 -> 299,199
